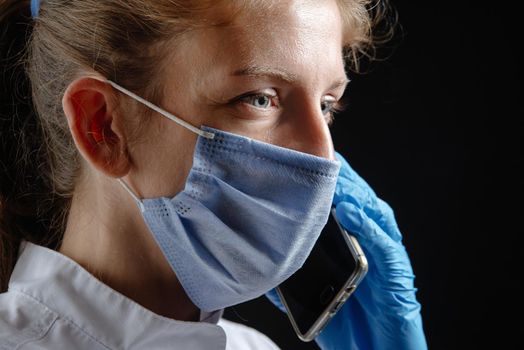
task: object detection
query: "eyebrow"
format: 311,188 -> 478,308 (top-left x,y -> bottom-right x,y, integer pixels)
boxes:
232,65 -> 350,91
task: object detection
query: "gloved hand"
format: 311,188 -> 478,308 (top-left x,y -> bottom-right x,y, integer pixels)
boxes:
266,152 -> 427,350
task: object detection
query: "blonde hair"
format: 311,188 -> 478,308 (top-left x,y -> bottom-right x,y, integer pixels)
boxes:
0,0 -> 394,290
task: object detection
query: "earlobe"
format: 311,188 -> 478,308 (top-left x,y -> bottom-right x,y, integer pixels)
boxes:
62,77 -> 131,178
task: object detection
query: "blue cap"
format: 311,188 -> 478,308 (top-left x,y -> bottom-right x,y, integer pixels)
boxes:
31,0 -> 41,18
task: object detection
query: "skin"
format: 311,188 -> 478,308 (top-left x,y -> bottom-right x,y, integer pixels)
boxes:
61,0 -> 348,321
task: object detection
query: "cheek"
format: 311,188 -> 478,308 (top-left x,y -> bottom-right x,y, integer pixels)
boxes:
201,113 -> 279,141
132,117 -> 199,198
159,123 -> 199,192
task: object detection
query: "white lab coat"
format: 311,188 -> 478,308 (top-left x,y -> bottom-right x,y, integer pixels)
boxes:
0,242 -> 280,349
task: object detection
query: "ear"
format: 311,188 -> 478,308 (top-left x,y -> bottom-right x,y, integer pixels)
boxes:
62,77 -> 131,178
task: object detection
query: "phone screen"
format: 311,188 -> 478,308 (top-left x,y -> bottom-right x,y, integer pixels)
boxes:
278,211 -> 359,335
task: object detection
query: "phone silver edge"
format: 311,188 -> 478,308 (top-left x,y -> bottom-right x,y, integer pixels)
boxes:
276,209 -> 368,342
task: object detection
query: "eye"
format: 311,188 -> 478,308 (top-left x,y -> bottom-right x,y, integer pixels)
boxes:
238,91 -> 278,110
321,99 -> 336,115
322,96 -> 345,116
251,95 -> 271,108
321,96 -> 348,125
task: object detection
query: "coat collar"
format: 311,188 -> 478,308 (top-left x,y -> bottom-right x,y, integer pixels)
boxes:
9,242 -> 227,349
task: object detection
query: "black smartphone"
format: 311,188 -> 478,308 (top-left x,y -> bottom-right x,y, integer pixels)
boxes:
276,208 -> 368,342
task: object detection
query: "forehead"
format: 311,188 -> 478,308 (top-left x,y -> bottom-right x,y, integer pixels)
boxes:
181,0 -> 346,87
228,1 -> 343,54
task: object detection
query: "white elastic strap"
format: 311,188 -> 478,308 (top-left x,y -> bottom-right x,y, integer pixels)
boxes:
118,179 -> 146,212
107,80 -> 215,140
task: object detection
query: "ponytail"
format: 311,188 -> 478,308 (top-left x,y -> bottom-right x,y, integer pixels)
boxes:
0,0 -> 63,292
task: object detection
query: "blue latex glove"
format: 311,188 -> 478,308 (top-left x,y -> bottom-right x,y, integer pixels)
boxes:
266,152 -> 427,350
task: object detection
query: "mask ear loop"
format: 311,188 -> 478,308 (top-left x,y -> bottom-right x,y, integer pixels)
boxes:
105,79 -> 215,211
106,80 -> 215,140
117,179 -> 146,212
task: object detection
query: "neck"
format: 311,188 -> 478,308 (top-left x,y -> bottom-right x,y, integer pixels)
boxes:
59,177 -> 200,322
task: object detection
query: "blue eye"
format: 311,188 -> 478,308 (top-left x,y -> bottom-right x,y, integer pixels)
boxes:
321,100 -> 334,115
240,93 -> 275,109
321,98 -> 346,117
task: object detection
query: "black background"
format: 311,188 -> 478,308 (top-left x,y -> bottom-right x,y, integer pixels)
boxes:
224,1 -> 522,349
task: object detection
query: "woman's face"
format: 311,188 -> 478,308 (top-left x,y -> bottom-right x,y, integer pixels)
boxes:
131,0 -> 348,198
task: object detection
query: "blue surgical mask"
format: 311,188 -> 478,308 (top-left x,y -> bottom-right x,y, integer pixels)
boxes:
108,80 -> 341,311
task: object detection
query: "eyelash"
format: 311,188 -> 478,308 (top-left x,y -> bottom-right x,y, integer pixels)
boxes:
325,98 -> 348,125
234,92 -> 348,124
238,93 -> 278,110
